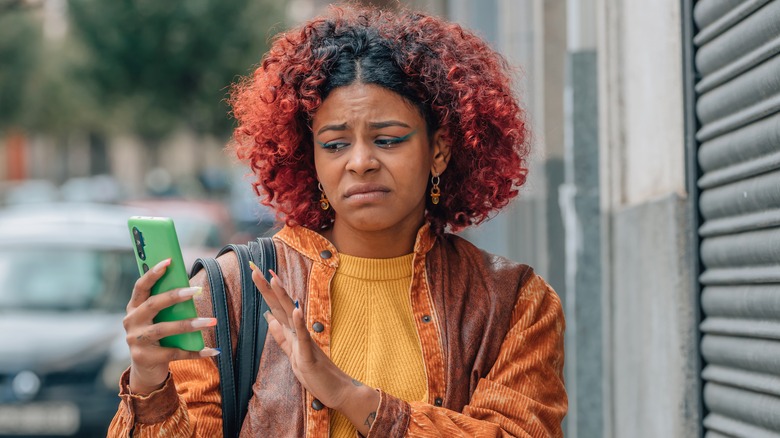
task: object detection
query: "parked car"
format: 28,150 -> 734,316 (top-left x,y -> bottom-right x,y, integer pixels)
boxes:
0,180 -> 59,206
229,168 -> 278,238
0,203 -> 139,437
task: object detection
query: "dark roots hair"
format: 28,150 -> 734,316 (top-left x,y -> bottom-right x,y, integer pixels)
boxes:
229,5 -> 529,233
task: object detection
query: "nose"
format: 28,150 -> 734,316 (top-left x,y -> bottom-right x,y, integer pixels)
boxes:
345,140 -> 379,175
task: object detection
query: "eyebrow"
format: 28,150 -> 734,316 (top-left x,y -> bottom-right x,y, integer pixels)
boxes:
316,123 -> 348,135
368,120 -> 411,130
316,120 -> 412,135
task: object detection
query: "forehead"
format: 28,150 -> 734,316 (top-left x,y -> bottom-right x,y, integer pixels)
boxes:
312,83 -> 423,129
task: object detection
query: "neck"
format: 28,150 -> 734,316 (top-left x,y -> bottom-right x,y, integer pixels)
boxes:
324,217 -> 423,258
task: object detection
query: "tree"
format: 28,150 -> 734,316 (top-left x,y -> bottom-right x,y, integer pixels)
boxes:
0,6 -> 41,132
68,0 -> 285,140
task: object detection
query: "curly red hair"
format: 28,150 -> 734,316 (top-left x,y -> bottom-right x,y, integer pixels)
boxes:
229,5 -> 528,233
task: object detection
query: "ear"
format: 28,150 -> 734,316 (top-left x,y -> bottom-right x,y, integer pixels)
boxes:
430,129 -> 451,176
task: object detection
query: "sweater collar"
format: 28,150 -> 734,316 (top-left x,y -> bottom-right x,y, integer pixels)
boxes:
275,223 -> 436,267
337,253 -> 414,280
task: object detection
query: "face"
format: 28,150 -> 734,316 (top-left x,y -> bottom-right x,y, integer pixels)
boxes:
312,83 -> 449,234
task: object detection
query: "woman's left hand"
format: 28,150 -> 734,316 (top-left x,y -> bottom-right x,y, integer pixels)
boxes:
250,262 -> 380,434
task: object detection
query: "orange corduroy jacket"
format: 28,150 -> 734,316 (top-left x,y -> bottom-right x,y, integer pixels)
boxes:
108,224 -> 567,437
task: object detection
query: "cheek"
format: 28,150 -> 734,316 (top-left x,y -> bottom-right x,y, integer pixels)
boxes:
313,151 -> 335,185
396,151 -> 434,197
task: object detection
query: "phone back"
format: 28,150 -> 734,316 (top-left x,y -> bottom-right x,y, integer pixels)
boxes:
128,216 -> 204,351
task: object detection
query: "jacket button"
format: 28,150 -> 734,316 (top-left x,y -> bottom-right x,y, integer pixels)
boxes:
320,250 -> 332,259
434,397 -> 443,406
422,315 -> 431,323
312,398 -> 324,410
312,322 -> 325,333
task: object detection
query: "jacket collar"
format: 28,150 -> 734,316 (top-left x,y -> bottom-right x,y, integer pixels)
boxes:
275,223 -> 436,267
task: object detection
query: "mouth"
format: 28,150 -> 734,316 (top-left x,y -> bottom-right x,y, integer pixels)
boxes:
344,183 -> 391,198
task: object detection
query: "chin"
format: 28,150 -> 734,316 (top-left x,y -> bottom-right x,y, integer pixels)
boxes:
333,201 -> 425,233
346,217 -> 397,232
336,208 -> 398,232
345,212 -> 426,236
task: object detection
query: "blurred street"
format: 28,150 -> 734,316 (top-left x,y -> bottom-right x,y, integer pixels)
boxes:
1,0 -> 779,437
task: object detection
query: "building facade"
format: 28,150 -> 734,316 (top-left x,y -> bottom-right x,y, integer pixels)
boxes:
445,0 -> 780,437
3,0 -> 778,435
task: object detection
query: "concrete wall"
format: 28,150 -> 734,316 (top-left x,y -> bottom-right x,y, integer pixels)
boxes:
446,0 -> 701,436
611,195 -> 700,437
597,0 -> 701,436
561,48 -> 603,438
599,0 -> 687,207
458,0 -> 568,296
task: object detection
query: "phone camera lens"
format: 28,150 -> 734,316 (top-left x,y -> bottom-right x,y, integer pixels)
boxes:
132,226 -> 147,260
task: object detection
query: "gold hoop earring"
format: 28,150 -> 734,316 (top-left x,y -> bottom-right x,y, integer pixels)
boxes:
318,182 -> 330,210
430,174 -> 441,205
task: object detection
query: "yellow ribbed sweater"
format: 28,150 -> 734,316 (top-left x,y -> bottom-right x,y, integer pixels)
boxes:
329,253 -> 428,438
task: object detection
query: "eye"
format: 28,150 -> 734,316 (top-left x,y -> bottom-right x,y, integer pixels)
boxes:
374,130 -> 416,148
318,141 -> 350,151
374,137 -> 406,148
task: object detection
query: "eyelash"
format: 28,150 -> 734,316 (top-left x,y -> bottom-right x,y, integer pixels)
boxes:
319,136 -> 409,151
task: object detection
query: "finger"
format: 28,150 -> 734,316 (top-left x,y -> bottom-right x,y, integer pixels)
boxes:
132,286 -> 203,323
128,258 -> 172,310
253,268 -> 287,324
267,304 -> 299,351
249,262 -> 277,306
251,264 -> 292,328
292,307 -> 316,364
264,311 -> 292,356
133,318 -> 217,345
268,270 -> 297,328
167,347 -> 221,362
129,341 -> 220,370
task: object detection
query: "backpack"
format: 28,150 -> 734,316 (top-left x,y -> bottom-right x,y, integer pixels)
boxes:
190,237 -> 276,438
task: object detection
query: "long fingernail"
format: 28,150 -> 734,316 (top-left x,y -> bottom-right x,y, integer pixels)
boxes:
152,258 -> 171,273
249,260 -> 258,271
199,348 -> 221,357
262,310 -> 271,322
179,287 -> 203,298
269,269 -> 284,286
191,318 -> 217,328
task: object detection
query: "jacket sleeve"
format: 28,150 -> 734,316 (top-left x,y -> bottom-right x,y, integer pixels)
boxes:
366,274 -> 567,438
106,265 -> 226,438
106,358 -> 223,437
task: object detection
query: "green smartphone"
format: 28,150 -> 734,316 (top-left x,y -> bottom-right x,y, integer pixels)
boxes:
127,216 -> 205,351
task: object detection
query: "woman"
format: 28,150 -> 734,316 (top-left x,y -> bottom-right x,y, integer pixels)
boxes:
110,5 -> 567,437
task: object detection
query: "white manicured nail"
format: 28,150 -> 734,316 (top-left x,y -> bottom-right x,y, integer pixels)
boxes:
191,318 -> 216,328
179,287 -> 202,298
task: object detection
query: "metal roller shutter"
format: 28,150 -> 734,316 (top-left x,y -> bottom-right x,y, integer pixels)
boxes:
693,0 -> 780,436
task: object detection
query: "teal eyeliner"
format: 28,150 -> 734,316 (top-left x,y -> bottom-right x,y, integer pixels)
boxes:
385,129 -> 417,143
317,129 -> 418,149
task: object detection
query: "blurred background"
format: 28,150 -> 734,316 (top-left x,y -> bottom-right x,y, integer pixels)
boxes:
1,0 -> 779,437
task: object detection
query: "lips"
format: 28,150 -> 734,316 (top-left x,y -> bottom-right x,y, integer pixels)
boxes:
343,183 -> 391,198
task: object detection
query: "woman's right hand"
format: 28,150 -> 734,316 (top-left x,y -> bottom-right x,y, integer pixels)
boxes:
122,258 -> 219,395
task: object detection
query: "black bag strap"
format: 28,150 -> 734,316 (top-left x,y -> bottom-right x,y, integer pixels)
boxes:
217,242 -> 260,431
190,237 -> 275,438
247,237 -> 275,380
190,256 -> 238,438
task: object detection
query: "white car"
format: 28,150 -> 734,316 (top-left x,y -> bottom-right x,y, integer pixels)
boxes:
0,203 -> 140,437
